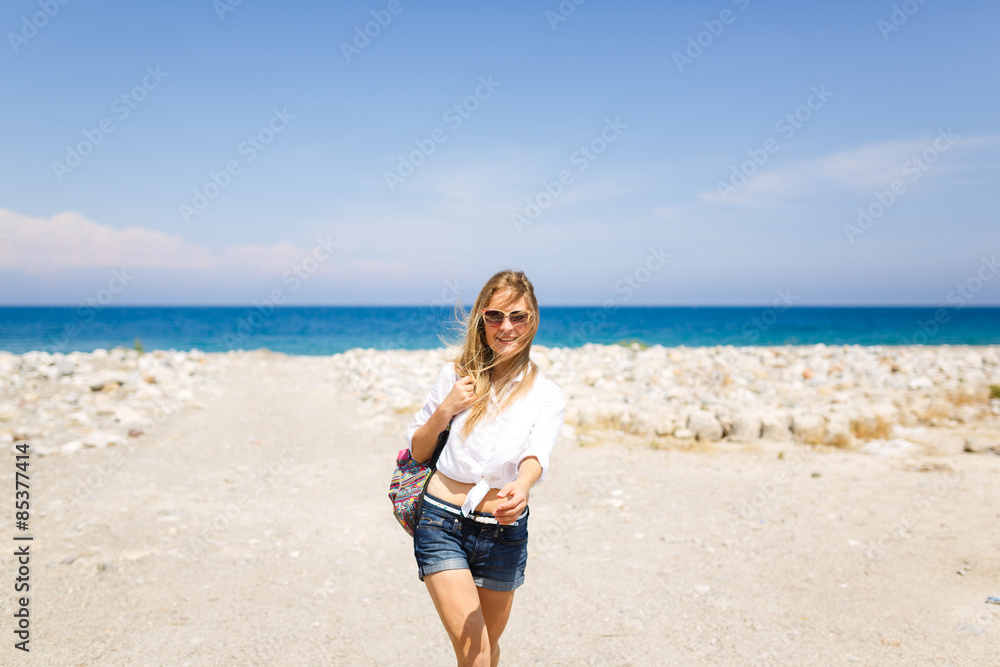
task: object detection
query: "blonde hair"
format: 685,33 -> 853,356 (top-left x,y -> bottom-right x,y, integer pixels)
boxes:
439,269 -> 540,441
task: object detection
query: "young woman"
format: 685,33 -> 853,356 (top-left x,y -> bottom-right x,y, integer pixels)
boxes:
406,269 -> 566,667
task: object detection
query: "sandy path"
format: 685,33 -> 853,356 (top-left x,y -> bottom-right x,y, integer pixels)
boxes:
2,351 -> 998,665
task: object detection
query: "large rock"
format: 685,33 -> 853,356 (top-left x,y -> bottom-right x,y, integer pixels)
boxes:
687,410 -> 724,442
713,409 -> 734,437
791,413 -> 826,444
760,411 -> 791,441
630,412 -> 670,437
729,411 -> 763,442
652,416 -> 676,437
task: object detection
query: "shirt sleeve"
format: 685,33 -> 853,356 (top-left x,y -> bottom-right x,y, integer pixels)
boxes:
518,384 -> 566,484
406,362 -> 456,452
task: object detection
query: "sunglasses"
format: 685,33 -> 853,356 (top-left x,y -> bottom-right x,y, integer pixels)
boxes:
482,309 -> 532,327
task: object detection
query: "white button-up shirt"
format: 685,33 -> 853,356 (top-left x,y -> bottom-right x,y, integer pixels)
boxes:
406,361 -> 567,516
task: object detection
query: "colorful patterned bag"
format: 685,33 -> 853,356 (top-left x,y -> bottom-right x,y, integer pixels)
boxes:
389,416 -> 454,536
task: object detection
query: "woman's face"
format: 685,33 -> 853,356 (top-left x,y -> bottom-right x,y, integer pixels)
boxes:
482,289 -> 532,358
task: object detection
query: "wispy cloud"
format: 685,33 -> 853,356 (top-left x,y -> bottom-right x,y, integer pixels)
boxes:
0,208 -> 310,273
698,133 -> 1000,207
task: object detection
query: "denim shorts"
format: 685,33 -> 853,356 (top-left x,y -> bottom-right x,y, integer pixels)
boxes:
413,493 -> 529,592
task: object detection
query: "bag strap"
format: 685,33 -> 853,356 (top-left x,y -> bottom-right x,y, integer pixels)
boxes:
428,415 -> 455,470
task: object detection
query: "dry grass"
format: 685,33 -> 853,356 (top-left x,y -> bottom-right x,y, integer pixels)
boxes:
668,437 -> 718,454
948,387 -> 990,405
593,415 -> 630,432
916,400 -> 953,424
795,432 -> 827,446
824,432 -> 854,449
908,387 -> 992,423
908,462 -> 955,473
850,416 -> 893,440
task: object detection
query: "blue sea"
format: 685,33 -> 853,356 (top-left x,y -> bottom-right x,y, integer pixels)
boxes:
0,306 -> 998,356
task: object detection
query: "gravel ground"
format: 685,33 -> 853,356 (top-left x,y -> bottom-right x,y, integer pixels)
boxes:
2,350 -> 998,666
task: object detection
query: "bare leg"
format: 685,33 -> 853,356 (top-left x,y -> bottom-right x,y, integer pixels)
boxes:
478,587 -> 515,667
424,569 -> 491,667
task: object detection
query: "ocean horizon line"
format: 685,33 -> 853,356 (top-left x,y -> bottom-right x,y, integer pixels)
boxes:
3,304 -> 1000,309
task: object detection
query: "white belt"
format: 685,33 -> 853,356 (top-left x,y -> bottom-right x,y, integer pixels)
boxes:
423,495 -> 526,526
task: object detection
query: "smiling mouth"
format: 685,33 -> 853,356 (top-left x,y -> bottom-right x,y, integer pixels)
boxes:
498,337 -> 518,343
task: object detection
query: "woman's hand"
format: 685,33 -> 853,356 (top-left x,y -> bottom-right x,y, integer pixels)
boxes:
493,480 -> 529,524
494,457 -> 540,523
440,375 -> 475,418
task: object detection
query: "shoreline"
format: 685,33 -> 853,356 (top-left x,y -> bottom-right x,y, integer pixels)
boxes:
7,338 -> 1000,356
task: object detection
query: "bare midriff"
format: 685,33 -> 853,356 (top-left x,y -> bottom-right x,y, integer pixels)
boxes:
425,470 -> 505,514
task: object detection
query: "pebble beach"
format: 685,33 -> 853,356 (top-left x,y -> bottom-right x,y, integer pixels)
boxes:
8,342 -> 997,458
1,343 -> 998,664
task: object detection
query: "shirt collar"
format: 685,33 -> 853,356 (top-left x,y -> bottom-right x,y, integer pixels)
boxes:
490,366 -> 528,404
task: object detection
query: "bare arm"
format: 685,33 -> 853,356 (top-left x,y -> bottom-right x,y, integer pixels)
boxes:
410,374 -> 475,463
410,406 -> 454,463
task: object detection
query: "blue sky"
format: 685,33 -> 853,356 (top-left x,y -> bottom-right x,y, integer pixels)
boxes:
0,0 -> 997,306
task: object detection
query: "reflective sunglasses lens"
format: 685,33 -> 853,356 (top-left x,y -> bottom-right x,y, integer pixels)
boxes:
483,310 -> 504,325
510,312 -> 530,325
